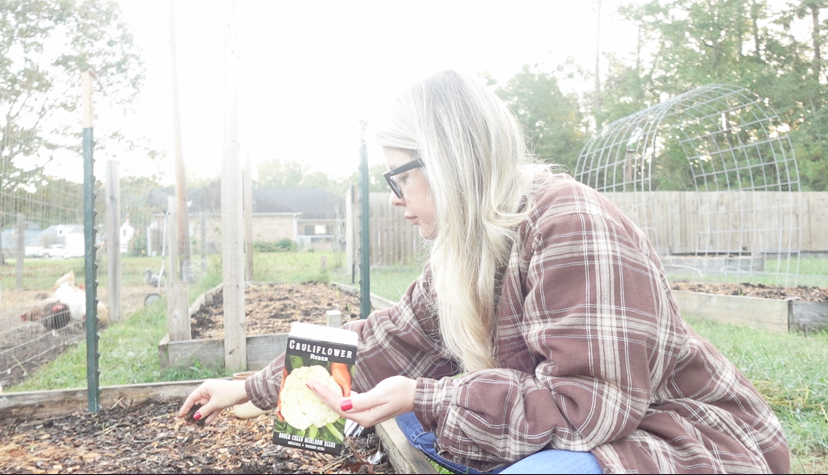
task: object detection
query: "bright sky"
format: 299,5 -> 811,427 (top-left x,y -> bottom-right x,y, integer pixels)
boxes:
112,0 -> 642,184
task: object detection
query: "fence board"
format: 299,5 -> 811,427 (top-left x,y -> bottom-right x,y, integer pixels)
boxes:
602,192 -> 828,253
362,191 -> 828,266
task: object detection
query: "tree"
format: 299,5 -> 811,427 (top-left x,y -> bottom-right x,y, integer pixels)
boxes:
256,158 -> 389,195
1,0 -> 147,192
598,0 -> 828,190
493,64 -> 588,173
256,158 -> 337,190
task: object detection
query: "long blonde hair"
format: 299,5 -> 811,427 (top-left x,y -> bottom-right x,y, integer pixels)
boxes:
375,71 -> 545,371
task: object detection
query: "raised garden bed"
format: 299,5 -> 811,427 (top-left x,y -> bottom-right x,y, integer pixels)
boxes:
670,282 -> 828,333
0,282 -> 434,474
0,380 -> 394,474
158,282 -> 396,371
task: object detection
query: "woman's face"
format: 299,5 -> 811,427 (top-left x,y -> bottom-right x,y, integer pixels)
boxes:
383,147 -> 437,240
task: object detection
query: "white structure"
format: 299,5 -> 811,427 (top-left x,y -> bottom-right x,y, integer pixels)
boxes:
119,218 -> 135,254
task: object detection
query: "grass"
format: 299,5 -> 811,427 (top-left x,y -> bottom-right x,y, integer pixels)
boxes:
6,250 -> 334,393
0,255 -> 168,289
252,250 -> 337,284
8,269 -> 229,392
331,264 -> 424,303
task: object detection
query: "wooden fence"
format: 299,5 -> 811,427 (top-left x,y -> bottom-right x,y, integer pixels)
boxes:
348,190 -> 828,267
345,190 -> 424,268
601,192 -> 828,255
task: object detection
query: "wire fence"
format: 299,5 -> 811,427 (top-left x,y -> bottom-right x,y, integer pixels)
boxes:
576,84 -> 802,286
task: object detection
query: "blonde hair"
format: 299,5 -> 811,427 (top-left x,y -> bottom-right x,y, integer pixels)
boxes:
375,71 -> 546,372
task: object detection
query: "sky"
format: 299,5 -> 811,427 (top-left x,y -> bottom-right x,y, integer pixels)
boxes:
112,0 -> 643,184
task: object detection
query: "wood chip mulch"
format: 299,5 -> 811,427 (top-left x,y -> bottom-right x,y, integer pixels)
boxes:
670,282 -> 828,302
0,399 -> 393,474
191,283 -> 363,340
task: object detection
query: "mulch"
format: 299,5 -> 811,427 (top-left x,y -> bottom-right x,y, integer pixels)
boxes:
0,399 -> 392,474
190,283 -> 363,339
670,282 -> 828,302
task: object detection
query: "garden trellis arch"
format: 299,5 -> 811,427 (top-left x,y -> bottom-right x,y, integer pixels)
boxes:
575,84 -> 801,285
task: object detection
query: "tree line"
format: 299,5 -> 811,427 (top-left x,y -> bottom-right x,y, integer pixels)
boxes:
496,0 -> 828,191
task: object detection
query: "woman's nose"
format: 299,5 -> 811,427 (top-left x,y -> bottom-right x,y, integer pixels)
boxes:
390,193 -> 405,207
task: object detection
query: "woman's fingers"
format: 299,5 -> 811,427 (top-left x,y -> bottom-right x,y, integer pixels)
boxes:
178,383 -> 209,417
178,379 -> 249,425
308,376 -> 416,428
308,380 -> 346,409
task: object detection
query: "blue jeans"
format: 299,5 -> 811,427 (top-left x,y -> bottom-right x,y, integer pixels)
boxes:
395,412 -> 603,474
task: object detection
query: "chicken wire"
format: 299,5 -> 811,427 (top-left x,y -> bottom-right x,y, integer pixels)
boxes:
575,84 -> 801,286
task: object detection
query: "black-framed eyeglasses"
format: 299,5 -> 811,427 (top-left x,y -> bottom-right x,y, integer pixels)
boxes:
383,158 -> 424,199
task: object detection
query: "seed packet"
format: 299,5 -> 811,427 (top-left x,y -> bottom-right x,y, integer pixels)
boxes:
272,322 -> 358,455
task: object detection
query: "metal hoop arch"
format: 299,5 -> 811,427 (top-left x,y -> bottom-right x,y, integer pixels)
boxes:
575,84 -> 801,286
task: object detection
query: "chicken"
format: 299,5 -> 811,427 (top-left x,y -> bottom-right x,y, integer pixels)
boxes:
52,283 -> 110,326
53,270 -> 76,289
96,301 -> 110,325
144,269 -> 163,287
20,300 -> 72,330
54,283 -> 86,323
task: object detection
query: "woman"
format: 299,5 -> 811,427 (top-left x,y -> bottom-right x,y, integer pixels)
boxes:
180,71 -> 789,474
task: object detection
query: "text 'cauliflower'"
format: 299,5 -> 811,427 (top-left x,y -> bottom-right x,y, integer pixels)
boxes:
280,365 -> 343,430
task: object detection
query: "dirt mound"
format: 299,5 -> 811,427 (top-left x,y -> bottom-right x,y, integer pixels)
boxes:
190,283 -> 364,340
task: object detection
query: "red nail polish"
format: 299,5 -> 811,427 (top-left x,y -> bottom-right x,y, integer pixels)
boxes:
340,399 -> 353,412
193,412 -> 202,421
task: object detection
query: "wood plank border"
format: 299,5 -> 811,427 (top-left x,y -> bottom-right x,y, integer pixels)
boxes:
376,420 -> 438,474
673,290 -> 789,333
0,379 -> 218,420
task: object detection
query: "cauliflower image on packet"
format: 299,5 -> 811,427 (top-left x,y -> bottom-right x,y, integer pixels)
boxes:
272,322 -> 358,455
280,365 -> 342,430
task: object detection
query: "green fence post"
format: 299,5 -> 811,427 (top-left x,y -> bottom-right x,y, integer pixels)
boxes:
82,71 -> 100,413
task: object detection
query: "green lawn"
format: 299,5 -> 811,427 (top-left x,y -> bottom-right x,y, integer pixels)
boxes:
6,250 -> 336,392
0,255 -> 168,289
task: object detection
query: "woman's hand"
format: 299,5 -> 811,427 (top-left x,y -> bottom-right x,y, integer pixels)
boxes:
178,379 -> 249,425
307,375 -> 416,428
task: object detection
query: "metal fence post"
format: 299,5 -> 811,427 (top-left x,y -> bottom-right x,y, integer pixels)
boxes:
82,70 -> 100,413
359,121 -> 370,319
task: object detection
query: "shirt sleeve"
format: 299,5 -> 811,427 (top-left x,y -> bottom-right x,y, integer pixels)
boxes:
245,264 -> 461,410
413,202 -> 682,471
351,264 -> 461,392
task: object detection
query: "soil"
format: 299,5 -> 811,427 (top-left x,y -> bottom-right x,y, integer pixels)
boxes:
670,282 -> 828,302
0,286 -> 149,390
190,283 -> 364,340
0,399 -> 392,474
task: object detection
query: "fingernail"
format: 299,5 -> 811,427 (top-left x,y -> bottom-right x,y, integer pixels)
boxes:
306,382 -> 315,391
340,399 -> 353,412
193,412 -> 202,421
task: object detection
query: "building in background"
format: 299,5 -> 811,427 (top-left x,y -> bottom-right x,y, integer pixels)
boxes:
119,218 -> 135,254
146,183 -> 344,254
